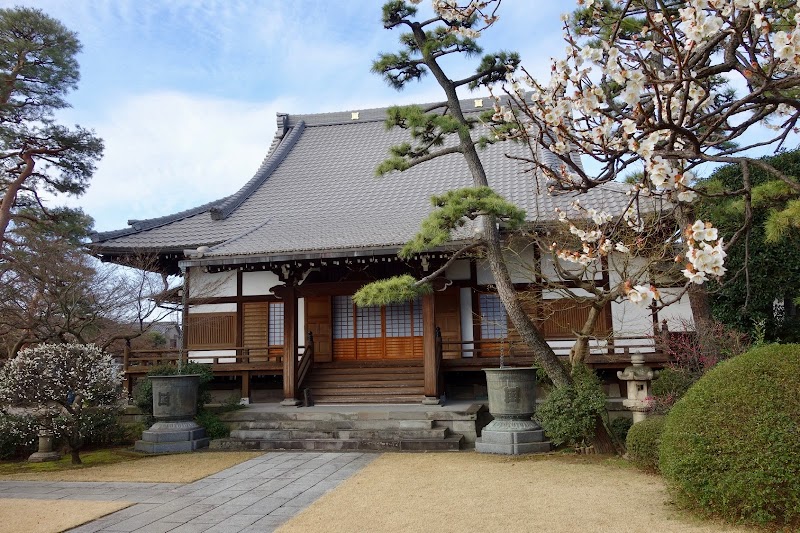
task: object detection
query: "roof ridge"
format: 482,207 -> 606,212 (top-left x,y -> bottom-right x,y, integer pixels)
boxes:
209,120 -> 306,221
91,195 -> 231,242
285,94 -> 505,128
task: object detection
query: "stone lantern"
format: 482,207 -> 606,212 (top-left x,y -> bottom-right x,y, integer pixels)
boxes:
28,429 -> 61,463
616,352 -> 658,423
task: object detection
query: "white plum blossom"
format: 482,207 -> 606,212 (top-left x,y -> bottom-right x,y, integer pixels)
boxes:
689,220 -> 718,242
682,221 -> 726,283
627,284 -> 660,308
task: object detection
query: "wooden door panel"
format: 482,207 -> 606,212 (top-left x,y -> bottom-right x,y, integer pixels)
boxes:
435,287 -> 462,359
305,296 -> 333,362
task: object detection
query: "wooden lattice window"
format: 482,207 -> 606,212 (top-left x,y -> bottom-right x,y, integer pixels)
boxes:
386,299 -> 423,338
333,295 -> 354,339
386,301 -> 411,337
479,293 -> 508,339
187,313 -> 236,349
268,302 -> 284,345
332,295 -> 423,359
357,305 -> 381,338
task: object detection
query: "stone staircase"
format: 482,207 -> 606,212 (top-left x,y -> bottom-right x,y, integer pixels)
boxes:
210,404 -> 485,452
303,361 -> 425,404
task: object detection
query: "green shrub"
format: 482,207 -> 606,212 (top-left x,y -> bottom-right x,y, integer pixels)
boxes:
609,416 -> 633,443
195,410 -> 230,439
659,344 -> 800,527
626,417 -> 665,472
0,412 -> 39,459
649,367 -> 697,414
77,408 -> 128,447
535,365 -> 607,447
132,363 -> 213,416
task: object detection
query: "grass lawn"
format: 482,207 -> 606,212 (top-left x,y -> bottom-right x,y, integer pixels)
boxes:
0,448 -> 263,482
0,448 -> 142,476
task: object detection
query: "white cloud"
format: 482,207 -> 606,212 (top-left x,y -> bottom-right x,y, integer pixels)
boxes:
61,91 -> 295,232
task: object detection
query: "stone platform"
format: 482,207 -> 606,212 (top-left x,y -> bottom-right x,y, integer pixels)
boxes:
475,418 -> 551,455
135,421 -> 209,453
211,401 -> 484,452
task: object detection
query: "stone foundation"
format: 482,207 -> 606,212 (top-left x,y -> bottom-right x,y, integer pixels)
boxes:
135,420 -> 209,453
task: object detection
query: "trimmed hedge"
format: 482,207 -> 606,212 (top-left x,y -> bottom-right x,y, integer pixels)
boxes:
625,417 -> 664,472
659,344 -> 800,527
535,365 -> 606,447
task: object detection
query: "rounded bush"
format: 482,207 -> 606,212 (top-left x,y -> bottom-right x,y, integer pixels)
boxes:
535,365 -> 606,447
625,417 -> 664,472
659,344 -> 800,527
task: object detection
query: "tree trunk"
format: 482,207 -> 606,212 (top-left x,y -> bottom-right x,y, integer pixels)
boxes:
414,34 -> 572,389
0,155 -> 34,248
592,413 -> 623,454
569,305 -> 602,368
411,23 -> 621,449
70,447 -> 82,465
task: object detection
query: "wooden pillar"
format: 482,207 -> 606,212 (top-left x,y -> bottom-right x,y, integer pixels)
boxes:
180,266 -> 190,365
241,371 -> 250,404
281,285 -> 300,406
422,292 -> 440,404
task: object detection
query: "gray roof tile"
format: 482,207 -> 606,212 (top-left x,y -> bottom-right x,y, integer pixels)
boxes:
92,98 -> 631,259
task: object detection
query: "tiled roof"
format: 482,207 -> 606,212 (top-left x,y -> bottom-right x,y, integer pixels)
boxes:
91,98 -> 631,261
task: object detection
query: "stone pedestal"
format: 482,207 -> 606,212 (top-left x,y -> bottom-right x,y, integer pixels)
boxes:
617,353 -> 658,423
476,368 -> 550,455
28,430 -> 61,463
135,374 -> 209,453
135,420 -> 210,453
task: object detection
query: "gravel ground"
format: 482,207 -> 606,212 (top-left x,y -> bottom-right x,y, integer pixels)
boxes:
278,453 -> 752,533
0,499 -> 131,533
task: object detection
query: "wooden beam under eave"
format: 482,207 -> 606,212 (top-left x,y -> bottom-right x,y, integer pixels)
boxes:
422,292 -> 440,404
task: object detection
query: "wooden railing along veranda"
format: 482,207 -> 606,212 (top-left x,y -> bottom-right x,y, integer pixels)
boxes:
438,335 -> 669,370
123,345 -> 310,375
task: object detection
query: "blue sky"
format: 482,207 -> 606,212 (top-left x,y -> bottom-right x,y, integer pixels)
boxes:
1,0 -> 574,233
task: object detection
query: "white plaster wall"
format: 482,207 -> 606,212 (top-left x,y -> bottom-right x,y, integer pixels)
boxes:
607,253 -> 651,287
611,299 -> 654,336
541,288 -> 595,300
476,259 -> 493,285
539,254 -> 602,282
188,350 -> 237,363
189,303 -> 236,314
445,259 -> 470,280
657,289 -> 695,331
189,268 -> 236,298
242,271 -> 281,296
477,247 -> 538,285
298,298 -> 306,347
459,287 -> 474,357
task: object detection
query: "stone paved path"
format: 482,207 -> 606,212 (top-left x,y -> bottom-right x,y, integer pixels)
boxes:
0,452 -> 377,533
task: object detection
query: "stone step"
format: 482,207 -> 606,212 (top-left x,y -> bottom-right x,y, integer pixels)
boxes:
211,434 -> 464,452
220,410 -> 437,422
230,427 -> 448,441
231,419 -> 435,431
